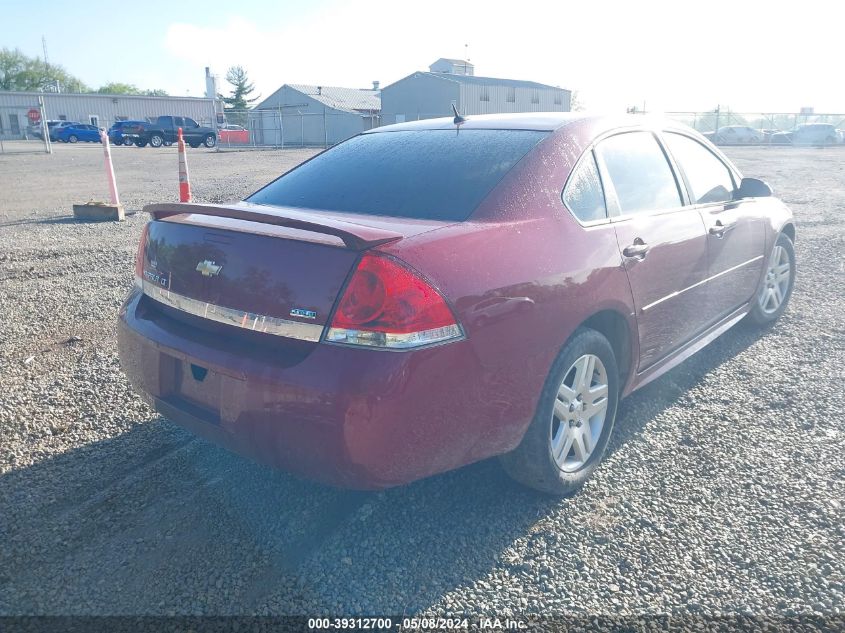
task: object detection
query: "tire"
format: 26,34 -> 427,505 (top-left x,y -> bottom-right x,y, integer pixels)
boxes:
149,133 -> 164,148
203,134 -> 216,148
135,140 -> 148,148
500,327 -> 620,496
68,135 -> 78,143
123,137 -> 135,146
746,233 -> 796,326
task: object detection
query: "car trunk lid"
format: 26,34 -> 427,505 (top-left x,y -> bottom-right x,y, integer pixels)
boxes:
139,202 -> 451,342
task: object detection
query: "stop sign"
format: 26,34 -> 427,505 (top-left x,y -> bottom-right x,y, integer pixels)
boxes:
27,108 -> 41,124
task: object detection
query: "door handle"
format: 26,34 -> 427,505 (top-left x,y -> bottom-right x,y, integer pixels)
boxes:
709,220 -> 735,238
623,240 -> 650,260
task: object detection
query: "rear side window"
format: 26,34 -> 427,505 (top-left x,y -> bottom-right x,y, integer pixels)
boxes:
595,132 -> 681,215
247,130 -> 548,221
563,153 -> 607,223
664,133 -> 735,204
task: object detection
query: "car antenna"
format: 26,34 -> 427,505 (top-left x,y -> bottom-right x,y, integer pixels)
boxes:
452,103 -> 466,126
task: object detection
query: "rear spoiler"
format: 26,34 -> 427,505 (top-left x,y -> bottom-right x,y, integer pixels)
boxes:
144,202 -> 403,250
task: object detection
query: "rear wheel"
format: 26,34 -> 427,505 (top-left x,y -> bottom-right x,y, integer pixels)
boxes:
203,134 -> 216,148
149,133 -> 164,148
746,233 -> 796,326
500,327 -> 619,496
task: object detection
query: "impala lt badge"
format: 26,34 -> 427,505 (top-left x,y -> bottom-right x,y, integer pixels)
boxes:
196,260 -> 223,277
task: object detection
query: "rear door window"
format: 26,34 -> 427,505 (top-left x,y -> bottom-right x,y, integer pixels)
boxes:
595,132 -> 682,215
247,129 -> 548,221
664,133 -> 736,204
563,153 -> 607,223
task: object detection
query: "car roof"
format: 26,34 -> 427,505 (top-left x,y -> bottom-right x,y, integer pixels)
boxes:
368,112 -> 698,133
367,112 -> 589,133
366,112 -> 701,141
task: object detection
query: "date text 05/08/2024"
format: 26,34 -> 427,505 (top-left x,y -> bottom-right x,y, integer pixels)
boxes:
307,617 -> 528,630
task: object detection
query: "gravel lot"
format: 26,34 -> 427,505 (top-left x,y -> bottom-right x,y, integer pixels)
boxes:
1,143 -> 843,623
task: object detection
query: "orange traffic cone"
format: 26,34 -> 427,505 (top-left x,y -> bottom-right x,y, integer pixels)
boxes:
177,127 -> 192,203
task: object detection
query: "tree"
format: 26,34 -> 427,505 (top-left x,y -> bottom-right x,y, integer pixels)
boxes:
0,48 -> 27,91
95,82 -> 168,96
97,82 -> 142,95
222,66 -> 259,111
0,47 -> 88,93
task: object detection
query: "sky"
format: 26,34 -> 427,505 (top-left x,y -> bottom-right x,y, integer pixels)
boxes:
2,0 -> 844,113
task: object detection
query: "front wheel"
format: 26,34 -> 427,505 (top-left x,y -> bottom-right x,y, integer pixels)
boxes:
68,135 -> 78,143
746,233 -> 796,326
123,137 -> 135,146
500,327 -> 619,496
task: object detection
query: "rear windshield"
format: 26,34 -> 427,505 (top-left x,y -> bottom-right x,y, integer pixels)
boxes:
247,129 -> 548,221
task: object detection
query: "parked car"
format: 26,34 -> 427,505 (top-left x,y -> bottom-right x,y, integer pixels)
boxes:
760,128 -> 781,142
771,123 -> 840,145
119,113 -> 796,495
48,121 -> 83,141
28,120 -> 62,140
121,116 -> 216,148
708,125 -> 761,144
54,123 -> 102,143
108,120 -> 148,146
219,124 -> 249,145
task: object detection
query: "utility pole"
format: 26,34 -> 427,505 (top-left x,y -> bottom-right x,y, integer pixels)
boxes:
42,36 -> 57,93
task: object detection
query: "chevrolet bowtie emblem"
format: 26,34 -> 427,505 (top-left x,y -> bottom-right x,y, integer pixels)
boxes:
196,260 -> 223,277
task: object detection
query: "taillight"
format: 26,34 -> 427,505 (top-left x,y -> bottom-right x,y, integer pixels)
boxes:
326,252 -> 463,350
134,224 -> 149,288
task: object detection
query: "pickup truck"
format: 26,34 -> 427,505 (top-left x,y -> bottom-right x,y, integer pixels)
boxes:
123,116 -> 217,149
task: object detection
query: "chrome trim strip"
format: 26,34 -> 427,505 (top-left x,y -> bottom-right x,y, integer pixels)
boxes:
142,281 -> 324,342
641,255 -> 763,312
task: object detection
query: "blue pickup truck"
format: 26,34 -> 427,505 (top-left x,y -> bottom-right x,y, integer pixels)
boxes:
120,116 -> 217,148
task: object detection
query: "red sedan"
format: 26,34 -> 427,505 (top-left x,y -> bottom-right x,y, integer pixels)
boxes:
118,113 -> 796,495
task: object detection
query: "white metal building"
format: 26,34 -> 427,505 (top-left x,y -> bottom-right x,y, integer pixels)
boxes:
429,58 -> 475,76
380,65 -> 571,125
0,91 -> 216,139
252,84 -> 381,146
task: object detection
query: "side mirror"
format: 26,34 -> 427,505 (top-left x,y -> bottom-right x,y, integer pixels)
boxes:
735,177 -> 772,199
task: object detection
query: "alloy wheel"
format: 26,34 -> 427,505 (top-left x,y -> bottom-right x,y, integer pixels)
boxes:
758,244 -> 791,314
550,354 -> 609,473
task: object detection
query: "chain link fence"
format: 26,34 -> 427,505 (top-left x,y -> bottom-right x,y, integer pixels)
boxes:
0,101 -> 52,154
215,108 -> 381,151
658,110 -> 845,145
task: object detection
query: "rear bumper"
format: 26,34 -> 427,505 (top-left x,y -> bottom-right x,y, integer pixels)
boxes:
118,289 -> 520,489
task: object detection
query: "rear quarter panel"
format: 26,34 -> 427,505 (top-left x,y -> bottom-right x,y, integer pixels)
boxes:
378,127 -> 638,456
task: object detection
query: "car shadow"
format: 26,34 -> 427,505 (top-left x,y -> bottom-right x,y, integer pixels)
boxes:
0,322 -> 768,616
0,211 -> 138,228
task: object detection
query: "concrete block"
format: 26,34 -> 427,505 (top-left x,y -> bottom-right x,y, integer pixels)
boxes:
73,202 -> 125,222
